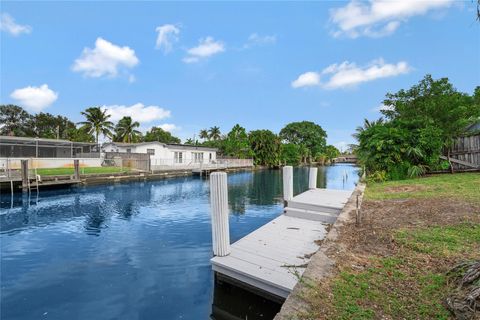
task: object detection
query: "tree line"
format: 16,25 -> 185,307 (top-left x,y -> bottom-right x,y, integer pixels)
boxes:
190,121 -> 340,166
0,104 -> 340,166
354,74 -> 480,181
0,105 -> 180,144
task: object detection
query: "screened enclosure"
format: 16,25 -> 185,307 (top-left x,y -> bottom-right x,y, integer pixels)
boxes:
0,136 -> 100,158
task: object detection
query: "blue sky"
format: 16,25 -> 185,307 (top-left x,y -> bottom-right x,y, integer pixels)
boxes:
1,1 -> 479,149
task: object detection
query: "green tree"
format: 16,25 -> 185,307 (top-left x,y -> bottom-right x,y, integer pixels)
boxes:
223,124 -> 253,158
78,107 -> 114,143
279,121 -> 327,162
382,75 -> 480,172
30,112 -> 76,139
209,126 -> 221,141
280,143 -> 301,165
114,116 -> 141,143
248,130 -> 281,167
144,126 -> 181,144
199,129 -> 209,141
0,105 -> 32,136
323,145 -> 341,161
66,127 -> 95,142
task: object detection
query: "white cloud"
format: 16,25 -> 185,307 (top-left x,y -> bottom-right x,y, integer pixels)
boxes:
72,37 -> 139,78
0,13 -> 31,36
292,58 -> 411,90
244,33 -> 276,48
322,59 -> 411,89
330,0 -> 454,38
102,103 -> 171,123
183,37 -> 225,63
155,24 -> 180,53
10,84 -> 58,112
291,71 -> 321,88
158,123 -> 178,132
372,103 -> 394,112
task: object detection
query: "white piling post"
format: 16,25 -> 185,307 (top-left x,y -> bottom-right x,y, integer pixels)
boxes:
210,172 -> 231,257
283,166 -> 293,205
308,167 -> 318,189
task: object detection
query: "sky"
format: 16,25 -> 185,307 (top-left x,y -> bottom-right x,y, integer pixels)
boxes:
1,1 -> 479,150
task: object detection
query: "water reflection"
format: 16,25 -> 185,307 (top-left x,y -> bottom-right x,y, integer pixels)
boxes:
0,165 -> 358,320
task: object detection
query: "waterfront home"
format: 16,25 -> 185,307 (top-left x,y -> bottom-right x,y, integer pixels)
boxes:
101,141 -> 218,167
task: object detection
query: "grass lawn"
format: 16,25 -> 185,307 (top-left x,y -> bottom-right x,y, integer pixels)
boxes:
297,172 -> 480,320
365,172 -> 480,204
36,167 -> 131,176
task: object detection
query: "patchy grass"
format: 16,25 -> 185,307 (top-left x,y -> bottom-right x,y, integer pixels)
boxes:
294,173 -> 480,320
36,167 -> 130,176
365,172 -> 480,204
395,223 -> 480,257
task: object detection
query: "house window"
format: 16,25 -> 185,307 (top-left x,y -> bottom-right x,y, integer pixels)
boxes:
193,152 -> 203,163
174,152 -> 183,163
209,153 -> 212,161
126,148 -> 131,153
147,149 -> 155,155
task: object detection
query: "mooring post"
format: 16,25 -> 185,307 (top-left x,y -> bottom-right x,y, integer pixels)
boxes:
308,167 -> 318,189
283,166 -> 293,206
21,160 -> 29,193
74,160 -> 80,180
210,172 -> 231,257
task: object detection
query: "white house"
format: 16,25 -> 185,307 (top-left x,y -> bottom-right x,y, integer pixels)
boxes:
101,141 -> 218,168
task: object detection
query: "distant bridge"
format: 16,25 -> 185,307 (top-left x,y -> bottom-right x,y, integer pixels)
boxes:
332,155 -> 357,164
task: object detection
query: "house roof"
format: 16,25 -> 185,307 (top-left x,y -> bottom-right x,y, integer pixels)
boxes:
103,141 -> 166,147
166,144 -> 218,152
102,141 -> 218,152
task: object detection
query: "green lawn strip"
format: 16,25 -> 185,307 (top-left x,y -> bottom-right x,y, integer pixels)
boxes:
36,167 -> 131,176
365,172 -> 480,204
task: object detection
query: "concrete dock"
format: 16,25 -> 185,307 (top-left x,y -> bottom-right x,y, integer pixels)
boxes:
209,168 -> 353,300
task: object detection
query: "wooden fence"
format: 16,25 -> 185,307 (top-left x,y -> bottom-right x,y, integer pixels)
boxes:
444,135 -> 480,170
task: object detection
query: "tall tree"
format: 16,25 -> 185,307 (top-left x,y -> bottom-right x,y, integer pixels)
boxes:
78,107 -> 114,143
144,126 -> 181,144
209,126 -> 221,141
223,124 -> 253,158
248,130 -> 281,167
199,129 -> 209,141
0,105 -> 32,136
279,121 -> 327,161
30,112 -> 76,139
114,116 -> 141,143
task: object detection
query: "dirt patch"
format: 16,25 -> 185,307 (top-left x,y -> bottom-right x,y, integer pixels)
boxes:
325,197 -> 480,260
383,184 -> 428,193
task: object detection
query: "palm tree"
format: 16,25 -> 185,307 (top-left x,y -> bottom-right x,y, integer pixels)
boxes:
78,107 -> 114,143
199,129 -> 209,141
209,126 -> 221,141
114,116 -> 141,143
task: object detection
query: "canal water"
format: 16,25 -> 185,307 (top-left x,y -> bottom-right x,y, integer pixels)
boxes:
0,164 -> 359,320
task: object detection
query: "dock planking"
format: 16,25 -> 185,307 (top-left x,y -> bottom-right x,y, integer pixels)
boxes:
211,188 -> 353,299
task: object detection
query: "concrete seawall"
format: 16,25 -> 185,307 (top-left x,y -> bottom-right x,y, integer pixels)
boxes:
274,181 -> 366,319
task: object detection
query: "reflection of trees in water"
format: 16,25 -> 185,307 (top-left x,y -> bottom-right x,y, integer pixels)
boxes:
248,169 -> 283,206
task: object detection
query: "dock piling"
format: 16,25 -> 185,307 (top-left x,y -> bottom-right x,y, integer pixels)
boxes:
210,172 -> 231,257
21,160 -> 29,193
283,166 -> 293,205
308,167 -> 318,189
74,160 -> 80,180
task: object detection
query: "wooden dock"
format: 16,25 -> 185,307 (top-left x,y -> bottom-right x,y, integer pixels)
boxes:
210,182 -> 353,299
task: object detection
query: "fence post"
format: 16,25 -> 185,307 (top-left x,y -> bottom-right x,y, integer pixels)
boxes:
210,172 -> 231,257
74,160 -> 80,180
283,166 -> 293,206
21,159 -> 29,192
308,167 -> 318,189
